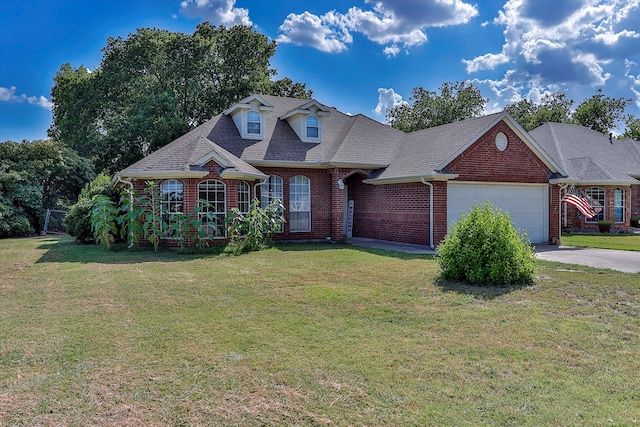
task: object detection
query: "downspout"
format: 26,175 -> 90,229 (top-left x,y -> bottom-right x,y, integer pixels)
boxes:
559,183 -> 568,229
420,178 -> 435,249
254,178 -> 268,202
116,175 -> 135,248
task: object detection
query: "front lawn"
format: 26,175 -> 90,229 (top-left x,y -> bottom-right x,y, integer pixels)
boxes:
1,237 -> 638,425
562,232 -> 640,251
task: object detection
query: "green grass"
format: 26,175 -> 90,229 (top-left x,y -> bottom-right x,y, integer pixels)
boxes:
1,236 -> 639,426
563,232 -> 640,251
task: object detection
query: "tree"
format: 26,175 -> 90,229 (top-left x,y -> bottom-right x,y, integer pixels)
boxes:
386,81 -> 487,132
623,115 -> 640,141
505,92 -> 573,131
572,89 -> 632,134
49,23 -> 311,174
0,140 -> 94,236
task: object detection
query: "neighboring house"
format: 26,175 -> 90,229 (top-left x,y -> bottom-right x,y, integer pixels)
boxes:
530,123 -> 640,231
113,94 -> 638,248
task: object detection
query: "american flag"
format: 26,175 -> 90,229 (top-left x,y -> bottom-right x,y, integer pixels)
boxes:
562,194 -> 597,219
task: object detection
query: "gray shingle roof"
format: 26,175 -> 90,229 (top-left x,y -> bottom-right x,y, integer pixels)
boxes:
530,123 -> 640,184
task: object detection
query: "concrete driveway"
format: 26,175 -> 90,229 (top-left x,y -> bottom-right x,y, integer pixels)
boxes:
535,245 -> 640,274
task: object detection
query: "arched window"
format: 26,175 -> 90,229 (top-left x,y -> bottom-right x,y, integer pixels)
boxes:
247,111 -> 261,135
289,175 -> 311,232
161,179 -> 183,237
306,116 -> 319,138
614,188 -> 625,223
238,181 -> 250,214
261,175 -> 283,232
198,180 -> 226,238
260,175 -> 283,207
585,187 -> 605,223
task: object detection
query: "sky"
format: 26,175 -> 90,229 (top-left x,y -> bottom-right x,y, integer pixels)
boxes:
1,0 -> 640,142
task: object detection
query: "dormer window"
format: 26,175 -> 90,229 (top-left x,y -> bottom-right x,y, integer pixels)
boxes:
223,95 -> 274,140
247,111 -> 261,135
306,116 -> 319,139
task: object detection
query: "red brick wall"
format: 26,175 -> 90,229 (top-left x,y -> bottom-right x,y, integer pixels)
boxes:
346,178 -> 431,246
631,185 -> 640,221
446,121 -> 551,184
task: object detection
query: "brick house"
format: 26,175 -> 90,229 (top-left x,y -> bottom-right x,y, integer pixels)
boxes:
113,94 -> 640,247
531,123 -> 640,232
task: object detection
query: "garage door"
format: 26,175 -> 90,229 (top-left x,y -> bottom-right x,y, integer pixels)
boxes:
447,182 -> 548,243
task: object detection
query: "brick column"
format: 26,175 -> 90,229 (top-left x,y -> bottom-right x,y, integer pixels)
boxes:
330,170 -> 344,241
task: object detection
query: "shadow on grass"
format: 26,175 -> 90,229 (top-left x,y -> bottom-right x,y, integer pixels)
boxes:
434,277 -> 529,300
35,236 -> 225,264
274,242 -> 435,261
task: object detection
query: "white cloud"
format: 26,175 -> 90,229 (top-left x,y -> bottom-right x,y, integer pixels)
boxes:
463,0 -> 640,116
277,11 -> 351,53
463,52 -> 509,73
374,87 -> 406,118
277,0 -> 478,56
180,0 -> 251,26
0,86 -> 52,110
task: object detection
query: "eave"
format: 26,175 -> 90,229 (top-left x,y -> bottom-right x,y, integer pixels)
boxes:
363,172 -> 459,185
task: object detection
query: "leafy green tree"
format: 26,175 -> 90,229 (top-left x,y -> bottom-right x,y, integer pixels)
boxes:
49,23 -> 311,173
505,92 -> 573,131
386,81 -> 487,132
623,115 -> 640,141
437,202 -> 535,286
0,140 -> 94,236
572,89 -> 632,134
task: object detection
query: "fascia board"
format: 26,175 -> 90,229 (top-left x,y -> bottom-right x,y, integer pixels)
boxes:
113,170 -> 209,181
363,173 -> 459,185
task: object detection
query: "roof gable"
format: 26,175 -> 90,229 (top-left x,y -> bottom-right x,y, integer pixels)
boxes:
530,122 -> 640,184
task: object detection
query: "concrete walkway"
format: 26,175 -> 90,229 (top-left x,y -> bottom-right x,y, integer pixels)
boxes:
347,238 -> 640,274
535,245 -> 640,274
346,237 -> 435,254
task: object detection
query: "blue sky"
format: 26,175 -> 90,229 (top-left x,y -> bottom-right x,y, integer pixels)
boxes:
1,0 -> 639,142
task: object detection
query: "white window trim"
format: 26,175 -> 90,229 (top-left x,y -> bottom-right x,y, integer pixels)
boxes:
301,114 -> 322,143
160,179 -> 184,239
238,181 -> 251,215
585,187 -> 605,223
289,175 -> 311,232
260,175 -> 284,233
614,187 -> 625,223
198,179 -> 227,239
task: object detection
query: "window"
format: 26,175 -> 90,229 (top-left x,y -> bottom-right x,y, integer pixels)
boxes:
247,111 -> 261,135
585,187 -> 605,223
614,188 -> 625,223
198,180 -> 226,238
260,175 -> 283,232
306,116 -> 319,138
238,181 -> 250,214
289,176 -> 311,232
161,179 -> 183,237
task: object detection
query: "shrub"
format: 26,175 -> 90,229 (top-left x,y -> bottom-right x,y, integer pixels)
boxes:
225,198 -> 285,254
64,174 -> 115,243
0,203 -> 34,238
436,202 -> 535,286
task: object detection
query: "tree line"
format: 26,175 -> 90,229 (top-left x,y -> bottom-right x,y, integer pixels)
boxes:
386,81 -> 639,140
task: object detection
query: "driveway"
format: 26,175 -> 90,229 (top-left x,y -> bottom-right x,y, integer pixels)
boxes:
535,245 -> 640,273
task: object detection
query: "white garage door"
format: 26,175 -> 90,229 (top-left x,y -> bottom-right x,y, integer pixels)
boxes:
447,182 -> 548,243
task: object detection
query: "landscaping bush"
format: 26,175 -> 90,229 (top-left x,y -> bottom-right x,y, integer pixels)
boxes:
64,174 -> 115,243
0,203 -> 34,238
436,202 -> 535,285
225,199 -> 285,254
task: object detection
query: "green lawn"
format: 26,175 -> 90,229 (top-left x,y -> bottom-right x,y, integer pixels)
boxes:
562,232 -> 640,251
1,237 -> 639,426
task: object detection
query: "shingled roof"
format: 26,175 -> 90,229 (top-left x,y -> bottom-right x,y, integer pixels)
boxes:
115,95 -> 569,184
530,123 -> 640,185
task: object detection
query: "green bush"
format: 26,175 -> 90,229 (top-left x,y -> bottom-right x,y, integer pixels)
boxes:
0,203 -> 34,238
436,202 -> 535,286
224,198 -> 285,254
64,174 -> 115,243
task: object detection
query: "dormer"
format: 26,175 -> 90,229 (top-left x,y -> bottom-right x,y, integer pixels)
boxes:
224,95 -> 274,140
280,100 -> 331,143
